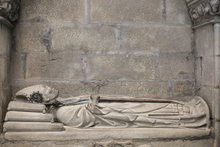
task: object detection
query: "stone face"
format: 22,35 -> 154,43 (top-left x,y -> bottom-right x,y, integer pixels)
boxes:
15,23 -> 50,52
166,0 -> 191,24
158,53 -> 194,80
52,25 -> 116,51
25,52 -> 83,80
86,54 -> 157,81
120,26 -> 192,52
20,0 -> 85,23
91,0 -> 163,24
195,25 -> 214,57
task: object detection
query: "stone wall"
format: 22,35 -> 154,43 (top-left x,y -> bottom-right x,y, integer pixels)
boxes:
194,25 -> 215,119
0,23 -> 11,132
10,0 -> 194,100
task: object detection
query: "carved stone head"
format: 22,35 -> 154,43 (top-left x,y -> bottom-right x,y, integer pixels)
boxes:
210,0 -> 220,12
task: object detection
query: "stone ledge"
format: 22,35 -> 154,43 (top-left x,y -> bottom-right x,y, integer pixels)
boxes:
4,127 -> 211,141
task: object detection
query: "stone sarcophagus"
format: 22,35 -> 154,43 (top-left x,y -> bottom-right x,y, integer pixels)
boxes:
3,85 -> 211,141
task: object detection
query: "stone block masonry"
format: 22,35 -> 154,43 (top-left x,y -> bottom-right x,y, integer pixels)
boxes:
11,0 -> 194,102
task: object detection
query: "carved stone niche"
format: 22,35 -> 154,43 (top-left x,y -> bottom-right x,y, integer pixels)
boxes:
3,85 -> 211,141
185,0 -> 220,27
0,0 -> 20,26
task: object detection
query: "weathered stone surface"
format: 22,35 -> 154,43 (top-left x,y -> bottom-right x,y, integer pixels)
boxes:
10,53 -> 26,80
0,139 -> 214,147
4,122 -> 64,132
0,96 -> 2,125
143,139 -> 213,147
195,56 -> 214,87
52,25 -> 116,51
25,52 -> 83,80
0,141 -> 92,147
195,25 -> 214,57
10,0 -> 196,121
172,81 -> 194,97
166,0 -> 191,24
0,0 -> 21,23
99,81 -> 170,98
20,0 -> 85,23
4,127 -> 211,141
7,101 -> 46,113
197,86 -> 214,118
15,23 -> 50,52
158,53 -> 194,80
5,111 -> 53,122
0,23 -> 11,56
91,0 -> 163,24
94,141 -> 133,147
0,87 -> 10,125
11,80 -> 94,98
86,54 -> 157,81
120,26 -> 192,52
185,0 -> 220,26
11,80 -> 170,99
0,57 -> 8,83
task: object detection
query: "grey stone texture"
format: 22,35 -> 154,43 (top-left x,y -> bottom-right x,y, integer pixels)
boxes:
11,0 -> 194,102
19,0 -> 85,23
25,52 -> 83,80
194,25 -> 215,119
158,53 -> 194,80
0,138 -> 213,147
195,25 -> 214,57
15,23 -> 50,52
166,0 -> 191,25
86,54 -> 157,81
52,25 -> 116,51
91,0 -> 163,24
0,0 -> 218,146
120,26 -> 192,52
0,23 -> 11,132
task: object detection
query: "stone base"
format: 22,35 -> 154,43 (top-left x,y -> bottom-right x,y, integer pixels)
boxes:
4,127 -> 210,141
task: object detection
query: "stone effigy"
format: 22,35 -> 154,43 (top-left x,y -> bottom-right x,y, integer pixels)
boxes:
3,85 -> 210,133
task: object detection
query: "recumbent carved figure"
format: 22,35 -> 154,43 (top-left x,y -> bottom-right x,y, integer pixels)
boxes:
4,85 -> 210,132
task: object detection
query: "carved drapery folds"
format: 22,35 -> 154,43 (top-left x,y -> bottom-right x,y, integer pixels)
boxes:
0,0 -> 20,24
185,0 -> 220,26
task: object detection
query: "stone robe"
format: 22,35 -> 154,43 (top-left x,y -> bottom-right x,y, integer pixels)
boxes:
56,96 -> 209,128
